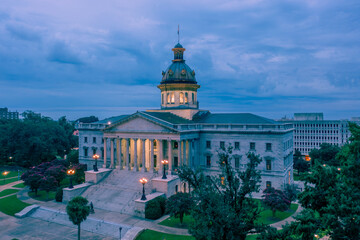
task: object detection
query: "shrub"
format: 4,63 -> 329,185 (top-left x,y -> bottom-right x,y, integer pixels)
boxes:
145,199 -> 162,220
157,196 -> 167,215
55,187 -> 63,202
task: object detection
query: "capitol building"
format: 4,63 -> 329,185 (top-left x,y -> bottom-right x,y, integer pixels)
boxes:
77,42 -> 294,192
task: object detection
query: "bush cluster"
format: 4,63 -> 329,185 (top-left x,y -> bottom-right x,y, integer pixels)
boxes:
145,196 -> 166,220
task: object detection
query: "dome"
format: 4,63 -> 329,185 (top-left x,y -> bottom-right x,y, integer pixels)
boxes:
160,43 -> 197,84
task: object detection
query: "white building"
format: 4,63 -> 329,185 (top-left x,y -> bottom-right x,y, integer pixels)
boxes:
280,113 -> 359,156
77,42 -> 294,191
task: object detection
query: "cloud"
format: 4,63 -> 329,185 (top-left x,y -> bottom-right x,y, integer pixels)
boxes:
6,23 -> 42,42
47,41 -> 83,65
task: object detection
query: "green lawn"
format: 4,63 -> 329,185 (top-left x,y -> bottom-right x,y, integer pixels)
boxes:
158,214 -> 194,229
3,171 -> 23,178
12,183 -> 25,188
0,189 -> 19,197
0,195 -> 31,216
28,190 -> 56,201
257,203 -> 298,225
0,177 -> 21,185
136,229 -> 195,240
160,200 -> 299,229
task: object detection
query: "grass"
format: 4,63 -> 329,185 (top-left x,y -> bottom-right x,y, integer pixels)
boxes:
28,190 -> 56,201
0,189 -> 19,197
160,200 -> 299,229
158,214 -> 194,229
293,172 -> 308,181
257,203 -> 298,225
0,177 -> 21,185
3,171 -> 23,178
0,194 -> 31,216
12,183 -> 26,188
136,229 -> 195,240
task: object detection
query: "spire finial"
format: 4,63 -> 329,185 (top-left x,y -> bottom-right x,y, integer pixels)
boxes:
177,24 -> 180,43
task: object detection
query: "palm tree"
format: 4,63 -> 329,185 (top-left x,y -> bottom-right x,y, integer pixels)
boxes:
66,196 -> 90,240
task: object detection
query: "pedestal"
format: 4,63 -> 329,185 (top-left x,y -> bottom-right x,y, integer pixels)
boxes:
63,183 -> 92,202
134,192 -> 166,218
151,175 -> 180,198
85,168 -> 112,184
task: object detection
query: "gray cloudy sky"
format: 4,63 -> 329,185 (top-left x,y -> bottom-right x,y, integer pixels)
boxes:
1,0 -> 359,120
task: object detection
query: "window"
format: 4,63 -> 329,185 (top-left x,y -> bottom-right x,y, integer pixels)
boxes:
93,137 -> 96,143
192,93 -> 194,103
84,148 -> 88,157
185,92 -> 188,103
179,92 -> 184,104
220,141 -> 225,149
171,93 -> 175,103
92,148 -> 96,155
154,155 -> 157,167
84,137 -> 88,143
167,93 -> 170,103
206,141 -> 211,149
250,142 -> 255,151
266,159 -> 272,170
235,142 -> 240,150
266,181 -> 272,188
173,142 -> 178,149
153,140 -> 157,150
102,138 -> 104,144
206,156 -> 211,168
266,143 -> 272,151
174,157 -> 178,168
235,157 -> 240,169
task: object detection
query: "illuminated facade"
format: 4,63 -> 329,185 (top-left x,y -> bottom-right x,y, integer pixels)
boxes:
77,42 -> 294,191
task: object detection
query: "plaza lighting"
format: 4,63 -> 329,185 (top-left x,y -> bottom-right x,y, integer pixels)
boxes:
337,168 -> 341,171
161,160 -> 169,179
2,171 -> 9,184
314,234 -> 319,239
323,164 -> 327,167
139,178 -> 148,200
67,169 -> 76,189
92,154 -> 100,172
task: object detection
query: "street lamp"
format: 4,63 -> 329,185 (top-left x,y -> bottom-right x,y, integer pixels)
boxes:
67,169 -> 75,189
139,178 -> 148,200
93,154 -> 99,172
314,234 -> 319,239
161,160 -> 168,179
2,171 -> 9,184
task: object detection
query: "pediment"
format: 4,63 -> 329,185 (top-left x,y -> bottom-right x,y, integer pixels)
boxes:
104,115 -> 176,133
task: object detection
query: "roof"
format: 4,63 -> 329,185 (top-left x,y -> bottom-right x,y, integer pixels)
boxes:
161,61 -> 196,84
193,113 -> 277,124
95,115 -> 129,124
142,111 -> 191,124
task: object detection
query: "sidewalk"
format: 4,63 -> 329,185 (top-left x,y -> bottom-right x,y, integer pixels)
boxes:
0,180 -> 23,192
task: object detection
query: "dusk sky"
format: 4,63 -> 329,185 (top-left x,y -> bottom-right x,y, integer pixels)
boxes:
1,0 -> 359,121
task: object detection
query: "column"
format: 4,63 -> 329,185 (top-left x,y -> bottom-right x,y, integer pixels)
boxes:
133,138 -> 138,171
141,139 -> 147,172
117,138 -> 122,169
182,140 -> 186,166
168,140 -> 172,173
103,137 -> 107,168
189,139 -> 193,167
159,140 -> 163,173
126,139 -> 130,170
150,139 -> 154,172
178,140 -> 182,167
110,138 -> 114,168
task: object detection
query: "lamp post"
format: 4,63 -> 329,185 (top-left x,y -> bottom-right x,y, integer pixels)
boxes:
161,160 -> 168,179
2,171 -> 9,184
93,154 -> 99,172
139,178 -> 148,200
67,169 -> 75,189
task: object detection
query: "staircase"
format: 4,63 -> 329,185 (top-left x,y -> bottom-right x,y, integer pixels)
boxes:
82,169 -> 159,215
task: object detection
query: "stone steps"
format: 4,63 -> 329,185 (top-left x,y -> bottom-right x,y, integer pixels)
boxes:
82,169 -> 159,215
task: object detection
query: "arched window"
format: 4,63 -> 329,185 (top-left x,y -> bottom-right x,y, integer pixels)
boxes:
171,93 -> 175,103
192,93 -> 194,103
185,92 -> 188,103
167,93 -> 170,103
179,92 -> 184,104
162,93 -> 164,104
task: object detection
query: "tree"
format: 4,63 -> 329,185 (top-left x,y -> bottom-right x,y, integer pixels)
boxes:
284,184 -> 299,203
21,169 -> 43,195
309,143 -> 340,167
66,196 -> 90,240
178,147 -> 263,240
77,116 -> 99,123
262,187 -> 290,217
293,149 -> 309,175
166,192 -> 193,225
39,175 -> 58,200
288,209 -> 322,240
